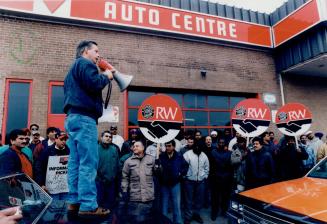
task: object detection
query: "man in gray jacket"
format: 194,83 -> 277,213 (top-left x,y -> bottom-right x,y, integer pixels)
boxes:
121,141 -> 157,223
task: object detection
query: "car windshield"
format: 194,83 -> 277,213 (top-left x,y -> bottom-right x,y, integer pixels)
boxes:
307,157 -> 327,179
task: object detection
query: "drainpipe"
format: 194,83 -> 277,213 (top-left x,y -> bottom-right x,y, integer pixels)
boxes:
278,73 -> 285,106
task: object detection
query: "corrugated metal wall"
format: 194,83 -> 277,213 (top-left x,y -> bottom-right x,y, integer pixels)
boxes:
275,26 -> 327,72
271,0 -> 326,73
136,0 -> 270,25
270,0 -> 309,25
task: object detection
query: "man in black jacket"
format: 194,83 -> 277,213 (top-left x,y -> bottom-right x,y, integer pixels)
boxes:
63,40 -> 113,217
159,140 -> 188,224
245,137 -> 275,190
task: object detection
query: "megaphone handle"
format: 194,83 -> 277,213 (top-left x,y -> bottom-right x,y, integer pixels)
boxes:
104,81 -> 112,109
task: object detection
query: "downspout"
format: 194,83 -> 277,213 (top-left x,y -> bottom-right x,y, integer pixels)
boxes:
278,73 -> 285,106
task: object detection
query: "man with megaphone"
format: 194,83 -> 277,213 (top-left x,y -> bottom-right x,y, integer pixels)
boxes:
63,40 -> 114,218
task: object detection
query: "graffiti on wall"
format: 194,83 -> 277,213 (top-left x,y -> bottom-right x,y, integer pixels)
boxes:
8,28 -> 37,65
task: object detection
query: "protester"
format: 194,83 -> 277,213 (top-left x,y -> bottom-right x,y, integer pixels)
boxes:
183,143 -> 209,224
245,137 -> 275,190
120,129 -> 140,158
210,139 -> 233,220
110,125 -> 124,150
0,129 -> 33,178
158,140 -> 188,224
179,137 -> 194,155
316,140 -> 327,163
306,131 -> 323,160
29,130 -> 42,152
96,131 -> 119,210
276,136 -> 308,181
299,134 -> 315,173
34,131 -> 70,200
33,127 -> 59,161
120,141 -> 158,223
63,40 -> 113,217
29,123 -> 44,141
231,137 -> 248,192
210,131 -> 218,148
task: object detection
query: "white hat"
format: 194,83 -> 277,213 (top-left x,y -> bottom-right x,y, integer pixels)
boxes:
305,131 -> 313,136
211,131 -> 218,136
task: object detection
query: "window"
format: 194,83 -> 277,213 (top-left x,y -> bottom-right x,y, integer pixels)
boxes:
2,79 -> 32,143
48,82 -> 65,131
127,90 -> 254,139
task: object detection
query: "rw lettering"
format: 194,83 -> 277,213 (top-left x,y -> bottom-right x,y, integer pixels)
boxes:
156,107 -> 178,120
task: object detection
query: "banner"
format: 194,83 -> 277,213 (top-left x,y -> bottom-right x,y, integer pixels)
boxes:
45,156 -> 69,194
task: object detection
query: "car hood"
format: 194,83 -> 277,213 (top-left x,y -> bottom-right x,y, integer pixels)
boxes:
240,177 -> 327,222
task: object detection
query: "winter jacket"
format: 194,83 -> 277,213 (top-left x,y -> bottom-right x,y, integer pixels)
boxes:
278,143 -> 308,181
121,154 -> 156,202
0,145 -> 33,164
183,150 -> 209,182
96,143 -> 119,183
158,151 -> 189,186
231,146 -> 248,187
211,148 -> 233,181
64,57 -> 110,121
317,143 -> 327,163
246,149 -> 275,189
0,147 -> 32,176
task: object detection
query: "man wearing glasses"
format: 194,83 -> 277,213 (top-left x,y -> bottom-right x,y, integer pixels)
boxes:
96,131 -> 119,210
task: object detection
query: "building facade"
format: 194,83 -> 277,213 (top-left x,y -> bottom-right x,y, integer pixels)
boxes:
0,0 -> 326,142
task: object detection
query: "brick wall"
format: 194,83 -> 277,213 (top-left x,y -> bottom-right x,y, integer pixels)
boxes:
282,75 -> 327,137
0,17 -> 281,139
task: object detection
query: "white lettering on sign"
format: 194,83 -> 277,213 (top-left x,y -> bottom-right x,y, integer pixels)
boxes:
103,1 -> 240,39
288,109 -> 306,120
247,108 -> 267,119
172,13 -> 180,28
156,107 -> 178,120
105,1 -> 160,25
149,9 -> 160,25
105,2 -> 116,19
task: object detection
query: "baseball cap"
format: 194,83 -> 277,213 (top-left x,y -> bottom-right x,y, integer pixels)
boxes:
55,131 -> 68,140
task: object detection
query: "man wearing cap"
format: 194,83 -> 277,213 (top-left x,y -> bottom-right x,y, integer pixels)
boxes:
306,131 -> 323,161
110,125 -> 124,150
34,131 -> 70,200
120,129 -> 140,158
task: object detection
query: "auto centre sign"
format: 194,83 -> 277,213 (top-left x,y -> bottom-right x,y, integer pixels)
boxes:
0,0 -> 272,47
138,94 -> 183,143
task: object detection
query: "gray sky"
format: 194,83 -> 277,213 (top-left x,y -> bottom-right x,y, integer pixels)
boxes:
208,0 -> 288,13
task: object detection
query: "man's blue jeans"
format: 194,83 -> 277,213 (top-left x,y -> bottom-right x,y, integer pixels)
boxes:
184,179 -> 205,221
161,183 -> 183,224
65,114 -> 98,211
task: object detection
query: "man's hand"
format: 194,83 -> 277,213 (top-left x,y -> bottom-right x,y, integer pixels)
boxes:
103,69 -> 114,80
0,207 -> 23,224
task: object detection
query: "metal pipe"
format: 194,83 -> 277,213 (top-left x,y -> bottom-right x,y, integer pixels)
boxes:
278,73 -> 285,106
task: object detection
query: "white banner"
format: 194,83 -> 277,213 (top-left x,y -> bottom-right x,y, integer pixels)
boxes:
45,156 -> 69,194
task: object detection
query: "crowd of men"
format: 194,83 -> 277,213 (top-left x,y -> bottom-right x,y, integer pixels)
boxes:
0,124 -> 327,224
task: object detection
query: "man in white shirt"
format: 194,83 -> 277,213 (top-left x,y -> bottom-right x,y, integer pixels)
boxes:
110,125 -> 124,150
